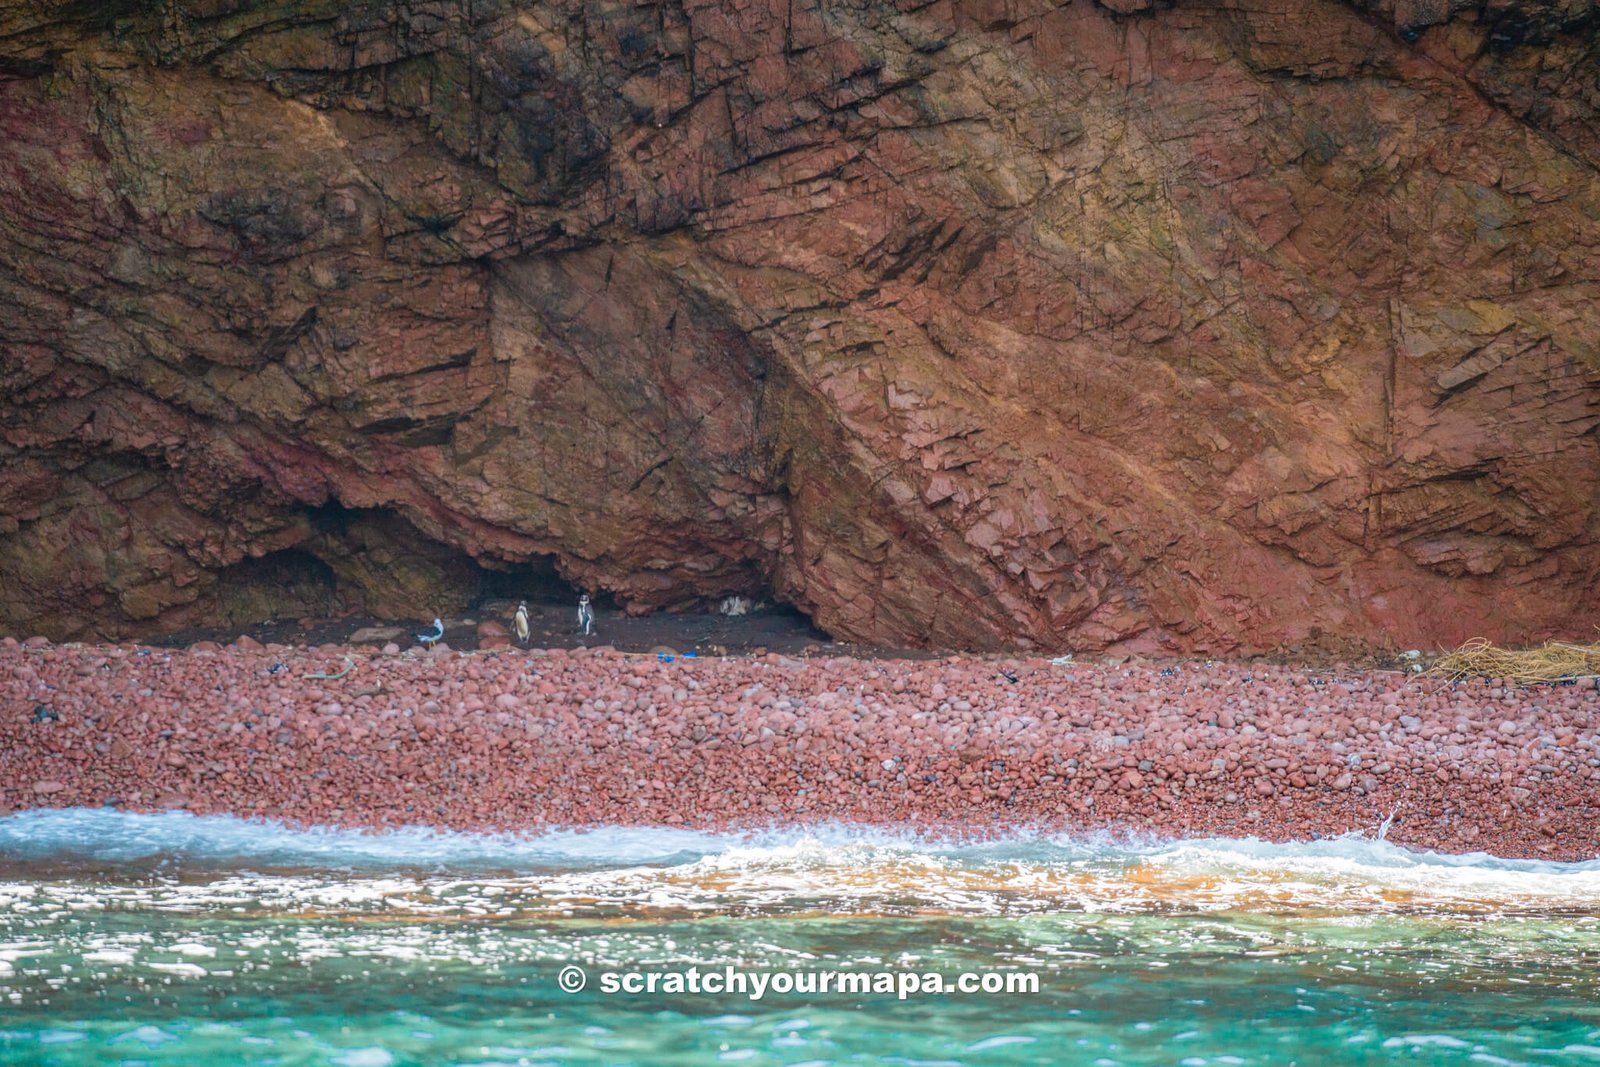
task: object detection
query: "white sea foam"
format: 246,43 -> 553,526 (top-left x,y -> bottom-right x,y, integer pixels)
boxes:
0,808 -> 729,869
0,809 -> 1596,917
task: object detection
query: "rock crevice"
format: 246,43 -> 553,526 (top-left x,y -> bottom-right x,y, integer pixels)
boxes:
1,0 -> 1597,653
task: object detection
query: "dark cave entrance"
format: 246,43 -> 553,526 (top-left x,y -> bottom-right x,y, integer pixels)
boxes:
716,604 -> 838,646
477,555 -> 581,608
207,548 -> 341,626
185,502 -> 834,651
291,502 -> 594,620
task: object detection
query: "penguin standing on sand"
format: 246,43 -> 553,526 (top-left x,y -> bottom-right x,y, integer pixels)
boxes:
577,594 -> 595,637
416,617 -> 444,648
512,601 -> 530,645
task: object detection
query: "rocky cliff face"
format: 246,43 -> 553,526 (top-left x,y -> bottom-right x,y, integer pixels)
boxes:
1,0 -> 1597,654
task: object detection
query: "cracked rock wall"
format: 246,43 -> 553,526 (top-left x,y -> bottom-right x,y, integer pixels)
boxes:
1,0 -> 1597,654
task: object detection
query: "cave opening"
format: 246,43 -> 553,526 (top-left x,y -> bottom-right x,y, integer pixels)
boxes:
476,563 -> 833,651
722,600 -> 832,645
207,548 -> 341,626
187,501 -> 834,651
477,555 -> 580,608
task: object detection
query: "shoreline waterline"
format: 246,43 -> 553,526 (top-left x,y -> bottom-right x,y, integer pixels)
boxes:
3,806 -> 1598,880
4,640 -> 1598,861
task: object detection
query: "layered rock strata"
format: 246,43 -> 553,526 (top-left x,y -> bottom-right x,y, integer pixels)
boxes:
1,0 -> 1597,653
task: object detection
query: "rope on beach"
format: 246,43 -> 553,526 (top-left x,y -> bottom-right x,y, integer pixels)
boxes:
1428,637 -> 1600,686
303,655 -> 356,681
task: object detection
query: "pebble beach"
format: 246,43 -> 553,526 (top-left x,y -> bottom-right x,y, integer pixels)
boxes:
3,636 -> 1597,860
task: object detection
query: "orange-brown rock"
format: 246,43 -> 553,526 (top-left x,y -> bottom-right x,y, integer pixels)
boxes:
1,0 -> 1596,654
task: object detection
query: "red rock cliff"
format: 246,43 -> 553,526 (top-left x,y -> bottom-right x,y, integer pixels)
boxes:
1,0 -> 1597,654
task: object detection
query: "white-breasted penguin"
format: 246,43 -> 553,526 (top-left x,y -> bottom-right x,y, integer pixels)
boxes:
513,601 -> 530,645
577,594 -> 595,637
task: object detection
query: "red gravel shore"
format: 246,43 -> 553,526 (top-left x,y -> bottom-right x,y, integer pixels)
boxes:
2,637 -> 1597,860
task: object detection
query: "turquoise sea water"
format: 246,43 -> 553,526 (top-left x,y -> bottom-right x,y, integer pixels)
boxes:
1,811 -> 1598,1066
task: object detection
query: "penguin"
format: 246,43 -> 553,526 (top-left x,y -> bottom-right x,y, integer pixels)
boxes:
577,594 -> 595,637
512,601 -> 530,645
416,617 -> 445,647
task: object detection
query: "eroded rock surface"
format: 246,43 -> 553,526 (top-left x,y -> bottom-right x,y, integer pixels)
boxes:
1,0 -> 1597,653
